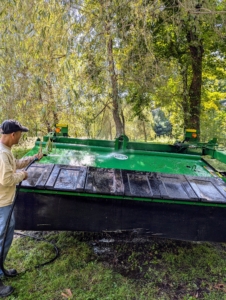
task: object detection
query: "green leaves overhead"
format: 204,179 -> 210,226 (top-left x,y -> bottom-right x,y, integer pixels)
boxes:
0,0 -> 226,140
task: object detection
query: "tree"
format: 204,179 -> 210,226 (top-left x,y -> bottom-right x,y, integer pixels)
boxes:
151,0 -> 226,132
69,0 -> 159,137
1,0 -> 226,141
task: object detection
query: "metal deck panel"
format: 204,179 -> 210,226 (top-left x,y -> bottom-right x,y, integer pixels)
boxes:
20,163 -> 226,203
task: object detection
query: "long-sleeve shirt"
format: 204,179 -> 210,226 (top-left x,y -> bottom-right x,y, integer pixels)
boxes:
0,142 -> 35,207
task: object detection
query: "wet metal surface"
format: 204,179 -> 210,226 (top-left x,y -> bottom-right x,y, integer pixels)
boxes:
28,146 -> 211,177
85,168 -> 124,195
21,163 -> 226,203
45,165 -> 87,191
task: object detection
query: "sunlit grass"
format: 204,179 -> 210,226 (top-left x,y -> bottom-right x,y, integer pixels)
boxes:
2,232 -> 226,299
5,232 -> 158,300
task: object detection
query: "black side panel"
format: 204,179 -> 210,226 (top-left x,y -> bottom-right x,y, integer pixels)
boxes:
14,192 -> 226,242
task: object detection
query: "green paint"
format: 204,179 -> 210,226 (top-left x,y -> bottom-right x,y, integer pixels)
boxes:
27,143 -> 211,177
202,155 -> 226,172
213,150 -> 226,165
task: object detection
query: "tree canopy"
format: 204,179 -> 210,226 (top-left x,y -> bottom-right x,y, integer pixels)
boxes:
1,0 -> 226,141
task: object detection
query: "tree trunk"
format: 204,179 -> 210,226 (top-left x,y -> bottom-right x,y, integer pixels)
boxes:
121,109 -> 125,134
181,64 -> 190,130
187,30 -> 204,132
106,26 -> 124,137
141,121 -> 147,142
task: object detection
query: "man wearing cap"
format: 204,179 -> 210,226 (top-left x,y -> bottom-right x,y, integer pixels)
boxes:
0,119 -> 43,297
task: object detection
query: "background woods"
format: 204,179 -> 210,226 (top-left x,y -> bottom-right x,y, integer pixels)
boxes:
1,0 -> 226,141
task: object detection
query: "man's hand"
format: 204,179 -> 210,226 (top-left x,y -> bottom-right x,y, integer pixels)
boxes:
34,153 -> 44,161
23,171 -> 28,180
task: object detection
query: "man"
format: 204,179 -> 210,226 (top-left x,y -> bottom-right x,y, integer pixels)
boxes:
0,119 -> 43,297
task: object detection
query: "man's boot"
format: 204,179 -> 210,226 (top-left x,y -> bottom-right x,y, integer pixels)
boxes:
4,269 -> 17,276
0,280 -> 13,297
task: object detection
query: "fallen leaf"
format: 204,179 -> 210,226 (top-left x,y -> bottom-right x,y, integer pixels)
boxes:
214,283 -> 226,292
61,288 -> 73,298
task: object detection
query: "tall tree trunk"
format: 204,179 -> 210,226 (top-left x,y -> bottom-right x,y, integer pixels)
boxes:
121,109 -> 125,134
109,119 -> 112,140
181,64 -> 190,130
187,30 -> 204,132
142,121 -> 147,142
106,25 -> 124,137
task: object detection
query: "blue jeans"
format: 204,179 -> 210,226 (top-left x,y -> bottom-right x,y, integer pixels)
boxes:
0,205 -> 15,277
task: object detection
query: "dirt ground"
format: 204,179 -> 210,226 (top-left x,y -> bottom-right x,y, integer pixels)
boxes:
18,230 -> 225,299
81,231 -> 221,299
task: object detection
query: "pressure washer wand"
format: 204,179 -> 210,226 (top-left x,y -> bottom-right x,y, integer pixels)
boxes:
0,157 -> 38,277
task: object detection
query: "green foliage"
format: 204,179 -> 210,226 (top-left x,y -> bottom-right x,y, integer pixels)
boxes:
1,0 -> 226,141
12,138 -> 35,158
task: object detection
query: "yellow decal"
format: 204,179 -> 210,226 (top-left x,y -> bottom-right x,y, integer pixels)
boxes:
56,123 -> 68,127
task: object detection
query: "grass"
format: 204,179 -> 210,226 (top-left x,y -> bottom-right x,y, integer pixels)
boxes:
3,232 -> 226,300
4,145 -> 226,299
4,232 -> 156,300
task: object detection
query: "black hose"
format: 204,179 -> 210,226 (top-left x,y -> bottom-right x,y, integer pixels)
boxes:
0,158 -> 60,277
13,231 -> 59,274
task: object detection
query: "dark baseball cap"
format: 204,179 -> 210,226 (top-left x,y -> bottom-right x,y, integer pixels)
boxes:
0,119 -> 29,134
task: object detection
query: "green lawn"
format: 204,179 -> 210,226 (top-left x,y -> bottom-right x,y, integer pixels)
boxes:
3,231 -> 226,300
